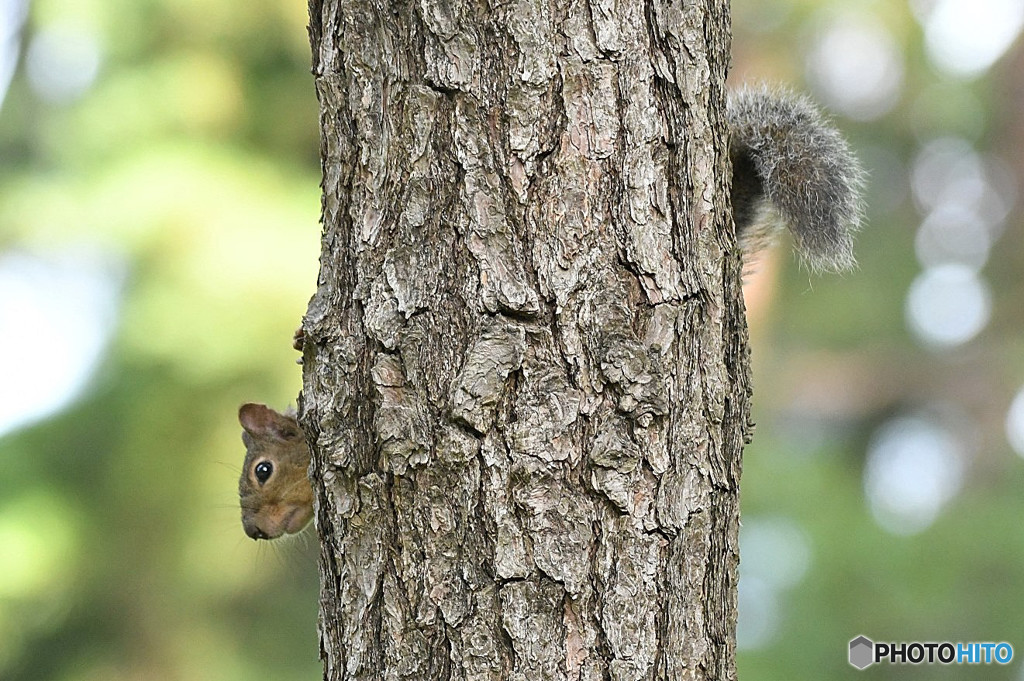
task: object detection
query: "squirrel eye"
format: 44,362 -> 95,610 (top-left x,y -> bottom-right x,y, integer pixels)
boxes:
254,461 -> 274,484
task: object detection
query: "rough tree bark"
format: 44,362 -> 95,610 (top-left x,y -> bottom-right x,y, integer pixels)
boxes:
299,0 -> 750,679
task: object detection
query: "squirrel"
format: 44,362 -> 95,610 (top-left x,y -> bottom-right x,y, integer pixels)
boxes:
238,403 -> 314,540
237,87 -> 864,539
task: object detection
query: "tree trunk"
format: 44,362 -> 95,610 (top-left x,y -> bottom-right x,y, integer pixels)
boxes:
300,0 -> 750,679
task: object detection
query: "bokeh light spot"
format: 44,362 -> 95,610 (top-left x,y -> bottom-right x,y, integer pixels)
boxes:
0,0 -> 28,109
0,251 -> 122,437
1006,387 -> 1024,458
865,416 -> 966,535
915,0 -> 1024,78
737,516 -> 812,651
25,23 -> 102,103
905,264 -> 990,349
806,14 -> 903,120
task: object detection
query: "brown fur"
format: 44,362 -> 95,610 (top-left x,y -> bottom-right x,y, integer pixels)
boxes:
237,403 -> 313,540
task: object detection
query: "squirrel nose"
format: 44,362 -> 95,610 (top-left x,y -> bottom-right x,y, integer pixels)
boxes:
246,525 -> 270,541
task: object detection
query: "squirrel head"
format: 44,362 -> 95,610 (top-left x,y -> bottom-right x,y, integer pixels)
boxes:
237,403 -> 313,540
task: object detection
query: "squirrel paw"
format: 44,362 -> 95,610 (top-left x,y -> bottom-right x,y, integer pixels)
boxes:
292,327 -> 304,364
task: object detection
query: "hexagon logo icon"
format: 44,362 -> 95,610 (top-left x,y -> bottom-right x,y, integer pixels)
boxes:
849,635 -> 874,669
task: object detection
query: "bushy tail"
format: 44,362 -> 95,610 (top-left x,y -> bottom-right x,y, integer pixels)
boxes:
728,86 -> 866,272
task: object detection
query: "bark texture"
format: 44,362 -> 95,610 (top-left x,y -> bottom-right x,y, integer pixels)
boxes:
301,0 -> 750,679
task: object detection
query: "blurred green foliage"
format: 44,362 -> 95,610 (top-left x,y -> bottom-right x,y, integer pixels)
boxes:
734,1 -> 1024,679
0,0 -> 322,679
2,0 -> 1023,679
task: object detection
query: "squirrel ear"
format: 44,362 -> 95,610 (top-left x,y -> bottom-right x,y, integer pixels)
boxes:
239,403 -> 272,434
239,403 -> 301,441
